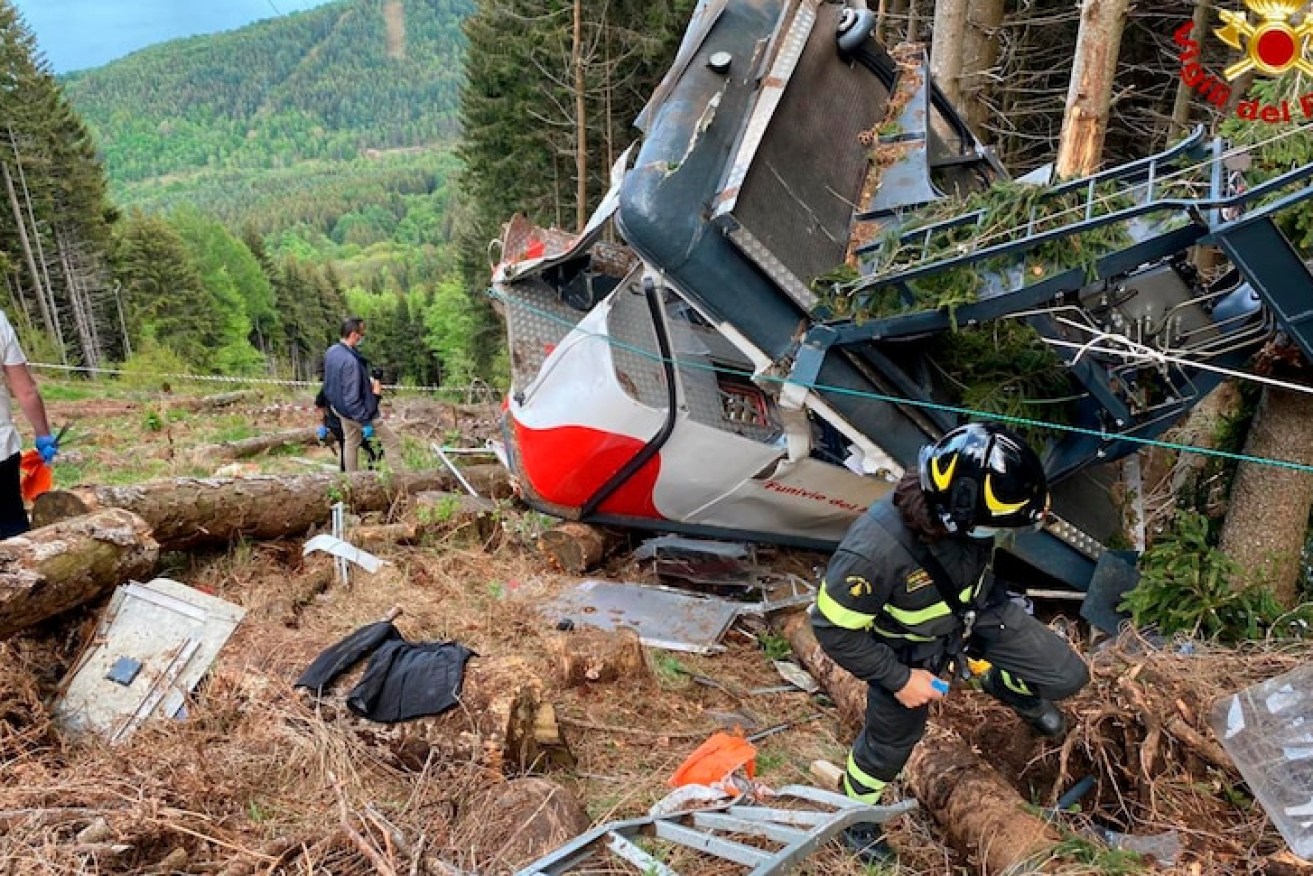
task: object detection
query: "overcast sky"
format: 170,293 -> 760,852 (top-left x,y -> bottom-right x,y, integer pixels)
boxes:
13,0 -> 338,73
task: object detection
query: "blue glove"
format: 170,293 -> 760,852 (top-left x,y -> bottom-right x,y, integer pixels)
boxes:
316,425 -> 330,442
35,434 -> 58,464
362,423 -> 375,440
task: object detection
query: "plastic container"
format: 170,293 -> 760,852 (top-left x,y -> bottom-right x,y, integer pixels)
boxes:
1210,663 -> 1313,858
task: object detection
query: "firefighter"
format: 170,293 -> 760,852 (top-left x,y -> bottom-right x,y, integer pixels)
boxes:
810,422 -> 1090,863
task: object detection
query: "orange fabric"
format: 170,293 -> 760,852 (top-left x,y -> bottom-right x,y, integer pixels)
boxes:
668,732 -> 757,787
19,450 -> 52,502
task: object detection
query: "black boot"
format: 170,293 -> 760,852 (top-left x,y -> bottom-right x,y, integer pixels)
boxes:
980,669 -> 1067,737
841,821 -> 896,865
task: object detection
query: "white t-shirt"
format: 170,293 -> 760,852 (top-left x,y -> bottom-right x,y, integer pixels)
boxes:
0,310 -> 28,459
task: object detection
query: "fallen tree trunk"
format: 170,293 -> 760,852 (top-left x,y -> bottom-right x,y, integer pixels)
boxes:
188,427 -> 319,466
777,611 -> 1062,874
905,728 -> 1062,874
31,470 -> 459,552
172,389 -> 259,411
0,509 -> 159,637
777,611 -> 866,728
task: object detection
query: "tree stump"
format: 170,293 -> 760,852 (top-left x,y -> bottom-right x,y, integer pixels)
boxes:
412,492 -> 501,546
546,627 -> 647,687
451,777 -> 589,871
537,522 -> 621,574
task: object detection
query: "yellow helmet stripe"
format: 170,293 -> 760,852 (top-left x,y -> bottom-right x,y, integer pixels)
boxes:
984,474 -> 1028,514
930,453 -> 957,491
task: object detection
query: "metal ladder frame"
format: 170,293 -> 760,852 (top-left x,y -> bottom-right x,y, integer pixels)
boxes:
515,785 -> 917,876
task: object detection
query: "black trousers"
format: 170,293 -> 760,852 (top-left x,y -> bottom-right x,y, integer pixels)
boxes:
848,599 -> 1089,796
0,452 -> 28,540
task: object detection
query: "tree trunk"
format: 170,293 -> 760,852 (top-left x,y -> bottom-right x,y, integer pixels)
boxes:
572,0 -> 587,230
31,470 -> 460,552
1054,0 -> 1130,179
1218,387 -> 1313,606
776,611 -> 1063,874
905,727 -> 1063,875
174,389 -> 261,411
536,522 -> 621,574
2,160 -> 54,344
1168,0 -> 1211,142
778,611 -> 868,728
0,509 -> 159,637
187,427 -> 319,466
961,0 -> 1004,137
546,627 -> 648,687
930,0 -> 969,108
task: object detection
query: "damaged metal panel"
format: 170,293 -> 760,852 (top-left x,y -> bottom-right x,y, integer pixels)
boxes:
543,579 -> 742,654
53,578 -> 246,742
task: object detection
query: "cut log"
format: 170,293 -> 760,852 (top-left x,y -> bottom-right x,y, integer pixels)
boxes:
187,427 -> 318,466
31,470 -> 459,552
351,522 -> 421,549
537,522 -> 621,574
457,463 -> 514,499
172,389 -> 259,411
905,727 -> 1062,875
546,627 -> 647,687
0,509 -> 159,637
777,610 -> 1063,874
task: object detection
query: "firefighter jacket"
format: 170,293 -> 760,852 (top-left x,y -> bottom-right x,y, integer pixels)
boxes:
810,497 -> 995,694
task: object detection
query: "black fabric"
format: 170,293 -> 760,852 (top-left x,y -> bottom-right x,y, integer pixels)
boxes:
295,622 -> 476,724
0,451 -> 29,540
869,508 -> 969,619
294,621 -> 402,695
345,639 -> 475,723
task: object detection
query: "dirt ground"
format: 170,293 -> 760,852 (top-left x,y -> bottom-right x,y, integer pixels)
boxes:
2,379 -> 1311,875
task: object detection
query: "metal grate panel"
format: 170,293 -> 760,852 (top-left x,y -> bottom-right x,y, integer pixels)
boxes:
730,3 -> 891,291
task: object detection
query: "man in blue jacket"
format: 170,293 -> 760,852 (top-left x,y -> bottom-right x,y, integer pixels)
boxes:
322,317 -> 401,472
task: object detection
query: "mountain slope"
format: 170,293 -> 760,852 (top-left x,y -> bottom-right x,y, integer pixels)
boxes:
62,0 -> 472,189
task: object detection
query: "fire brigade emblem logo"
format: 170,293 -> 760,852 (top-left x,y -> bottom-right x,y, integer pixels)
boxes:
1215,0 -> 1313,79
846,575 -> 872,598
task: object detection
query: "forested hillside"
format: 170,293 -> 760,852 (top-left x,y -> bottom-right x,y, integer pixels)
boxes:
63,0 -> 471,184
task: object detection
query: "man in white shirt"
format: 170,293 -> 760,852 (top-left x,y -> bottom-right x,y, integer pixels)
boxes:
0,309 -> 58,538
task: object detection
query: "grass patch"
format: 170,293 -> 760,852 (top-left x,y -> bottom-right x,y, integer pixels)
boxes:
649,650 -> 691,689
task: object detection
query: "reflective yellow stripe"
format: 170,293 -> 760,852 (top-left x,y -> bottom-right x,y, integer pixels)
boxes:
930,453 -> 957,491
884,581 -> 972,628
844,752 -> 887,803
816,586 -> 875,630
984,474 -> 1028,514
843,774 -> 884,804
872,624 -> 936,642
1001,669 -> 1033,696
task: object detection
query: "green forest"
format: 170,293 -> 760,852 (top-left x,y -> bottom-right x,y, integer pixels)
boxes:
0,0 -> 1249,392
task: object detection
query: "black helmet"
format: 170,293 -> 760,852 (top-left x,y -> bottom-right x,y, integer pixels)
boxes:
918,423 -> 1049,537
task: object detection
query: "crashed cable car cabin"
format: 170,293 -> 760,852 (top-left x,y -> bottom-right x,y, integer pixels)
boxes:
491,0 -> 1313,593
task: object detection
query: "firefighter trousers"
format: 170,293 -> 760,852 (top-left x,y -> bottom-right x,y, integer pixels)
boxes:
842,599 -> 1089,803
